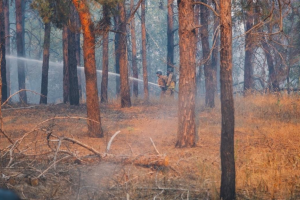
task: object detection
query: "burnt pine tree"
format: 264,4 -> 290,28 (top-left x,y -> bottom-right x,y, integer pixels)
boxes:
167,0 -> 174,70
176,0 -> 197,148
0,0 -> 6,105
40,22 -> 51,104
118,0 -> 131,107
101,4 -> 110,103
243,0 -> 254,93
15,0 -> 27,103
130,0 -> 138,97
63,25 -> 69,103
114,15 -> 121,96
72,0 -> 103,137
141,0 -> 149,101
4,0 -> 9,99
200,0 -> 215,108
211,0 -> 219,99
68,4 -> 79,105
220,0 -> 236,199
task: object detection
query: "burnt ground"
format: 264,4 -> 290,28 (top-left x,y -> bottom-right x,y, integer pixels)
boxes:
1,95 -> 300,199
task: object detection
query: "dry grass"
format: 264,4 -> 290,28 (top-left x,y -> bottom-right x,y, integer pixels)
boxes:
0,94 -> 300,199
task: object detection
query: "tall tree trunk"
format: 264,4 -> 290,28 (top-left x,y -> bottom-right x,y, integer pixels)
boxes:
243,1 -> 254,93
63,25 -> 69,103
119,0 -> 131,107
101,5 -> 110,103
75,9 -> 82,101
176,0 -> 196,148
68,5 -> 79,106
0,0 -> 6,107
15,0 -> 27,103
114,15 -> 121,97
72,0 -> 103,137
211,1 -> 219,100
194,3 -> 201,96
141,0 -> 149,101
167,0 -> 174,70
261,38 -> 279,91
40,23 -> 51,104
4,0 -> 9,99
220,0 -> 236,199
130,0 -> 138,97
200,0 -> 214,108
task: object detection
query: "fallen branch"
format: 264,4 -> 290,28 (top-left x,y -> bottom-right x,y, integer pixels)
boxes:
106,131 -> 121,153
1,89 -> 45,107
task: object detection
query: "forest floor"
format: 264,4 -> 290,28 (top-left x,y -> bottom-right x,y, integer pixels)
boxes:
1,94 -> 300,199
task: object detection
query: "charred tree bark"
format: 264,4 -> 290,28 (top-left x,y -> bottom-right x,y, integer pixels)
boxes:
4,0 -> 9,99
176,0 -> 197,148
40,23 -> 51,104
63,25 -> 69,103
68,5 -> 79,106
261,38 -> 279,91
243,2 -> 254,93
194,2 -> 201,96
141,0 -> 149,101
200,0 -> 214,108
114,15 -> 120,97
75,9 -> 82,101
0,0 -> 6,105
130,0 -> 138,97
167,0 -> 174,70
220,0 -> 236,199
15,0 -> 27,103
118,0 -> 131,107
101,5 -> 110,103
72,0 -> 103,137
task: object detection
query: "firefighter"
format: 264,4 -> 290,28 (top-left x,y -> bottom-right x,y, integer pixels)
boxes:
156,70 -> 167,99
166,68 -> 176,97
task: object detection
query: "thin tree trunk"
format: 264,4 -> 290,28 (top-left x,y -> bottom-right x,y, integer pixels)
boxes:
220,0 -> 236,199
141,0 -> 149,101
0,0 -> 6,108
114,15 -> 121,97
4,0 -> 9,99
211,1 -> 219,100
40,23 -> 51,104
68,5 -> 79,106
130,0 -> 138,97
119,0 -> 131,107
243,2 -> 254,93
15,0 -> 27,103
261,38 -> 279,91
194,2 -> 201,96
176,0 -> 197,148
63,25 -> 69,103
200,0 -> 214,108
101,5 -> 110,103
167,0 -> 174,70
75,9 -> 82,101
72,0 -> 103,137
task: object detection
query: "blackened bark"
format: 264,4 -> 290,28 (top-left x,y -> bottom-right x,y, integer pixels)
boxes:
261,38 -> 279,91
114,15 -> 120,96
0,0 -> 6,104
167,0 -> 174,70
68,5 -> 79,105
220,0 -> 236,199
4,0 -> 9,99
16,0 -> 27,103
200,0 -> 214,108
141,0 -> 149,101
243,2 -> 254,93
72,0 -> 103,137
119,0 -> 131,107
40,23 -> 51,104
194,3 -> 201,96
75,9 -> 82,101
101,5 -> 110,103
130,0 -> 138,97
63,25 -> 69,103
176,0 -> 197,148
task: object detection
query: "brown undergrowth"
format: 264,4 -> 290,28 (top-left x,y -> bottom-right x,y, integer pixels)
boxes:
0,94 -> 300,199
